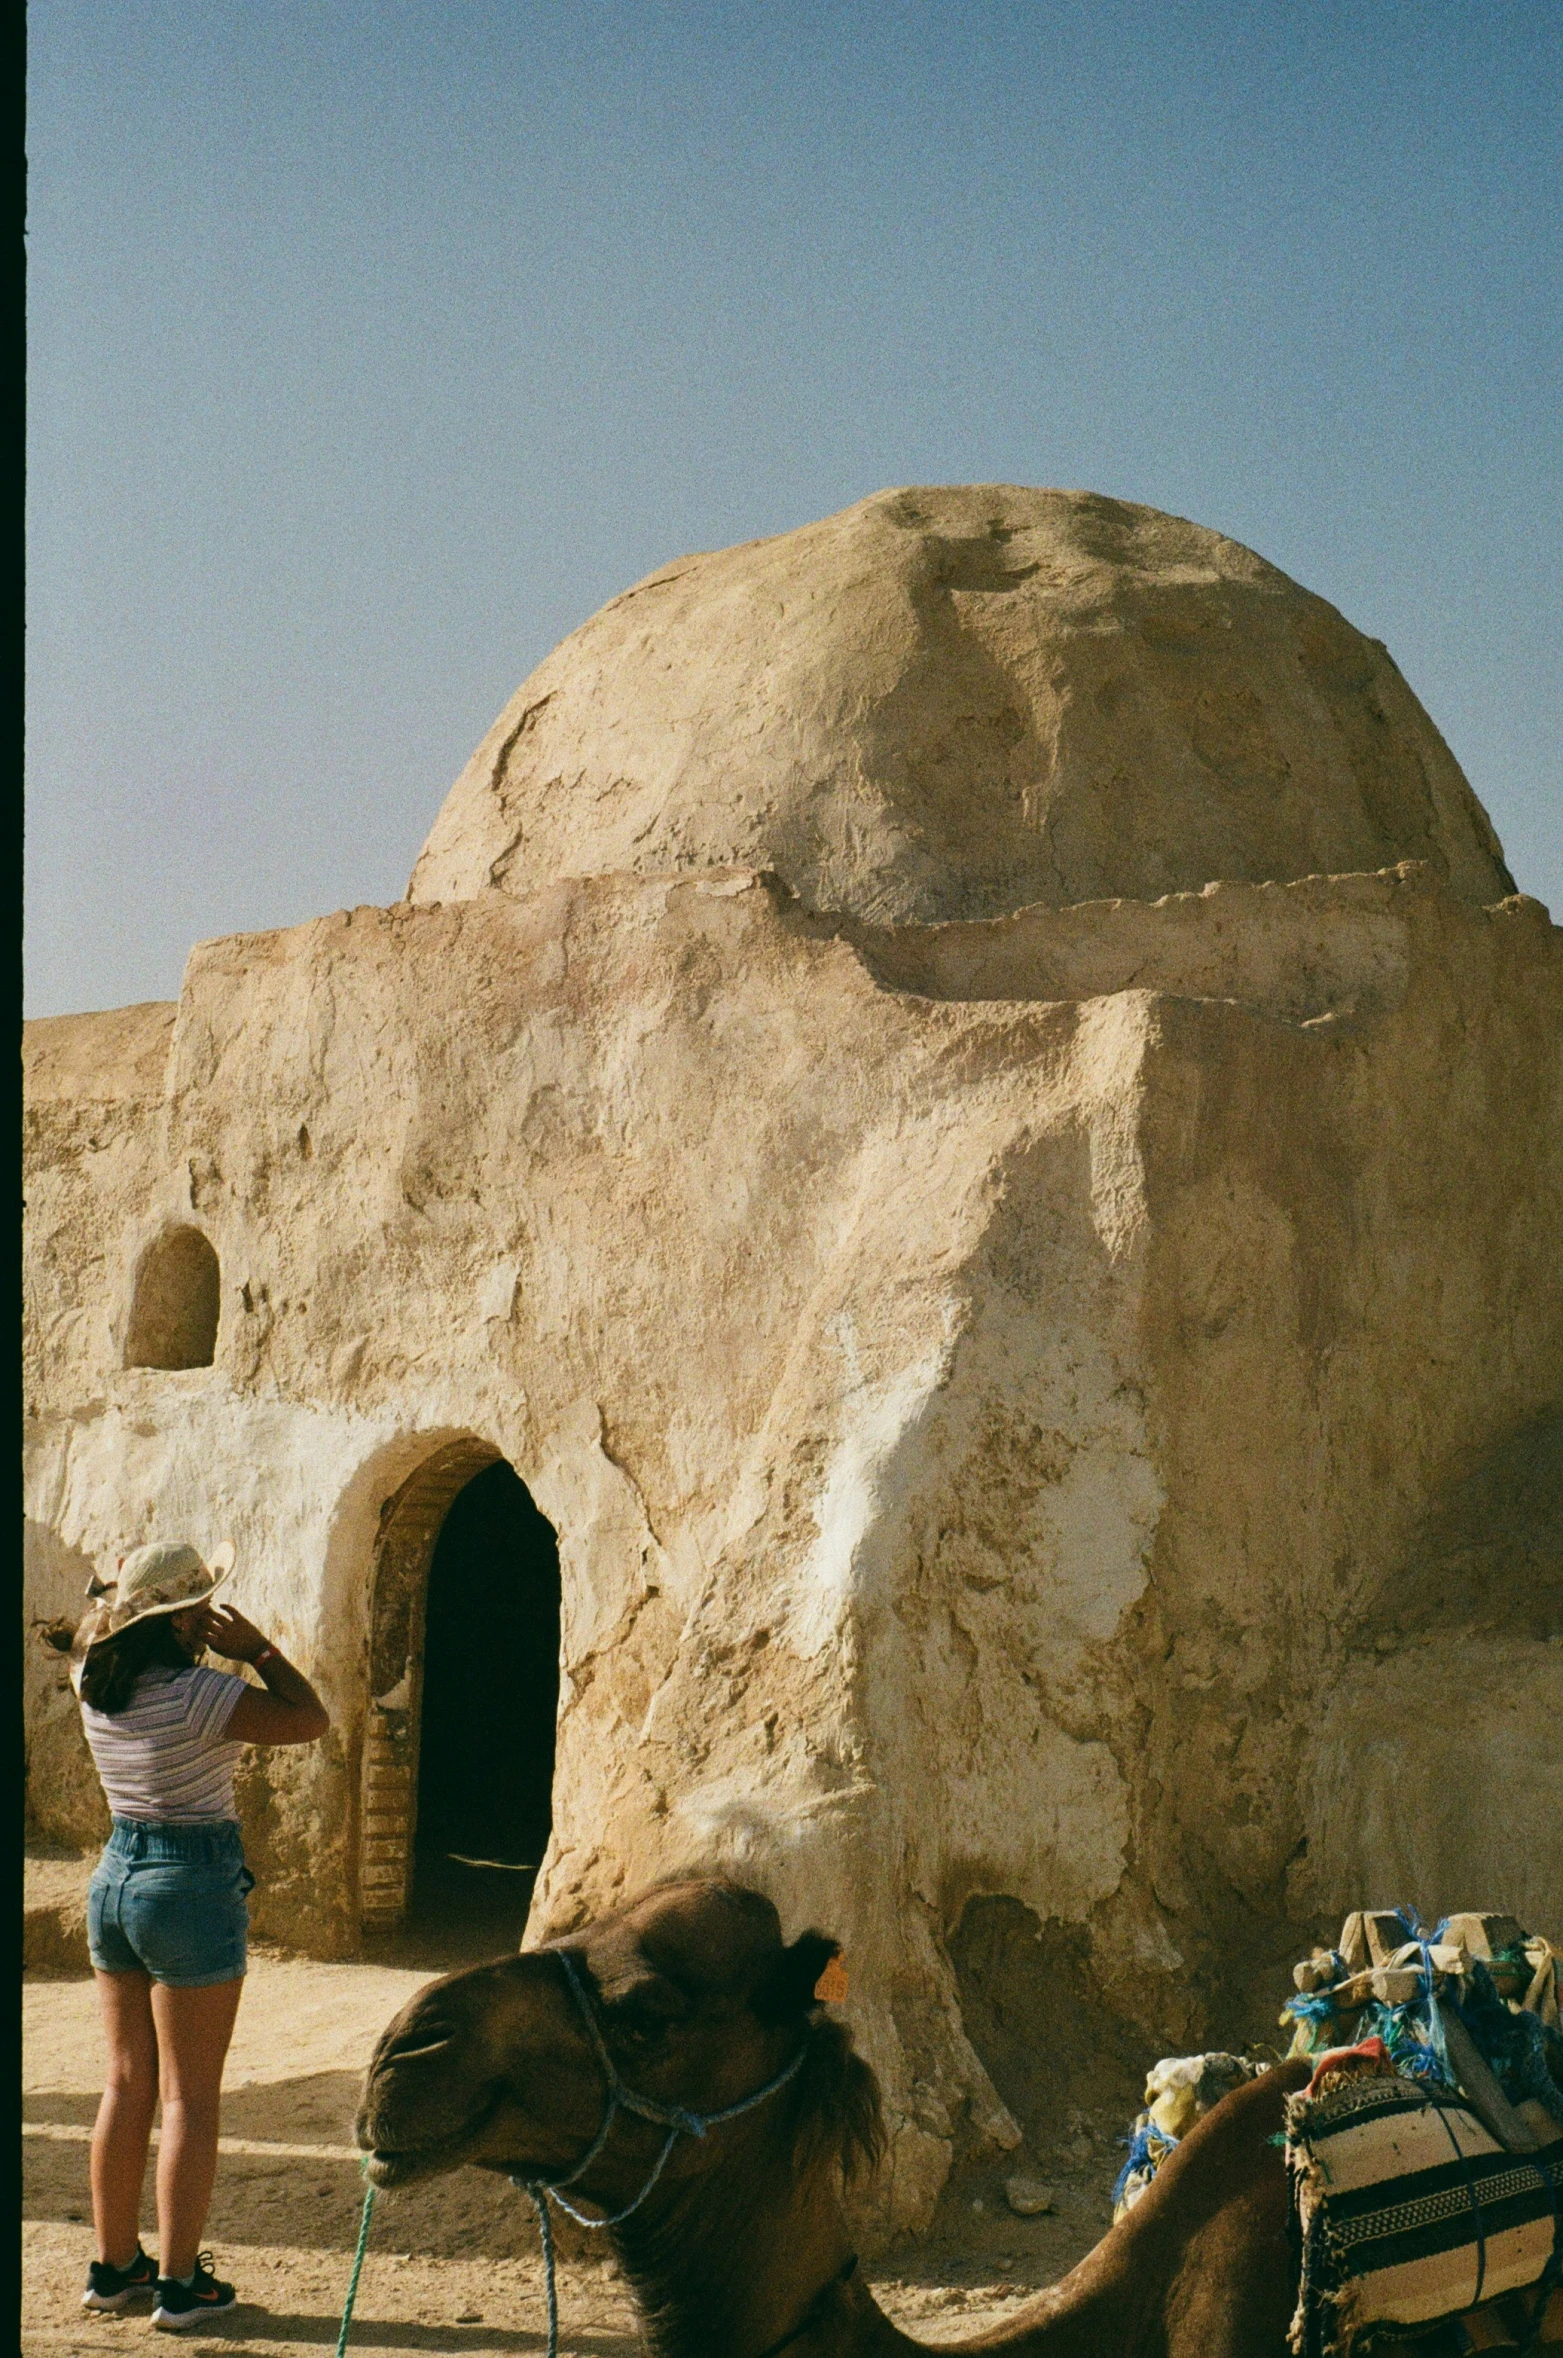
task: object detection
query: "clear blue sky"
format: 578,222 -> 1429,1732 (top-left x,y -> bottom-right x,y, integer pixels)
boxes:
26,1 -> 1561,1015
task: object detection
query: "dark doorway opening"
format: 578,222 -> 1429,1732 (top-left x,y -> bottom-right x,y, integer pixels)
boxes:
412,1460 -> 560,1945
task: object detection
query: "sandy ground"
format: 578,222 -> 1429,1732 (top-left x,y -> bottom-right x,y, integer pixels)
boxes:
23,1945 -> 1120,2356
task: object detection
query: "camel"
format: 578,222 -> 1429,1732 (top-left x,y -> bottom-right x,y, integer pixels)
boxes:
357,1875 -> 1313,2356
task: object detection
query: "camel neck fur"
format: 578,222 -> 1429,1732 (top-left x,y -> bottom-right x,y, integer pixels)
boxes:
603,2061 -> 1307,2358
608,2107 -> 901,2357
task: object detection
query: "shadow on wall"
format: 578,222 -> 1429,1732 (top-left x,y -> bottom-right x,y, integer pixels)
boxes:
950,1898 -> 1146,2152
1294,1410 -> 1563,1936
1297,1639 -> 1562,1933
1361,1408 -> 1563,1647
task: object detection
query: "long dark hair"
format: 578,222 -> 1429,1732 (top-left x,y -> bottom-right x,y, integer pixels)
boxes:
76,1614 -> 196,1714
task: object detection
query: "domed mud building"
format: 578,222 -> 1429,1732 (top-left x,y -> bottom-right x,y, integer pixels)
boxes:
23,488 -> 1563,2229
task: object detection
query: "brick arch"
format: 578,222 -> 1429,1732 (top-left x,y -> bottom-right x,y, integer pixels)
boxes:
359,1436 -> 501,1933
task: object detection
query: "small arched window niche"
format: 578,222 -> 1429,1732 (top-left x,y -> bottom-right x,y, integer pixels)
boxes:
124,1225 -> 221,1370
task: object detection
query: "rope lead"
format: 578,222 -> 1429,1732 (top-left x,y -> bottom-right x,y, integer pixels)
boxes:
333,2178 -> 376,2358
331,2175 -> 564,2358
524,2182 -> 561,2358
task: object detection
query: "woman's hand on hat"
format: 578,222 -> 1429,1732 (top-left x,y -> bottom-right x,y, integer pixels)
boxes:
200,1602 -> 270,1665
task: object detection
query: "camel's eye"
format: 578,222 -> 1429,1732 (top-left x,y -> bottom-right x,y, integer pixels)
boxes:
614,2013 -> 671,2052
607,1994 -> 687,2055
595,1966 -> 690,2053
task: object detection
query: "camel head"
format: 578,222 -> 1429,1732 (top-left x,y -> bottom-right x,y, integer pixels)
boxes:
355,1875 -> 884,2210
359,1875 -> 1313,2358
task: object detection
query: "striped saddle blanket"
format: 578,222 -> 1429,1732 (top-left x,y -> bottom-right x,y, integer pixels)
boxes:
1286,2073 -> 1563,2355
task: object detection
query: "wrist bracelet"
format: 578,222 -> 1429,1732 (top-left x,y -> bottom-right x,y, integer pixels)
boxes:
253,1644 -> 278,1670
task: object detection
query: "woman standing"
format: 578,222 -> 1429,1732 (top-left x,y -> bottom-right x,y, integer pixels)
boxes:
66,1540 -> 329,2330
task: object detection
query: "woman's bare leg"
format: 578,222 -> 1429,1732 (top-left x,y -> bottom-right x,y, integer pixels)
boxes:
150,1978 -> 244,2280
91,1969 -> 158,2266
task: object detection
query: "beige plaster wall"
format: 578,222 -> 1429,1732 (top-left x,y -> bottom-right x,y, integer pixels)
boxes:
23,864 -> 1562,2229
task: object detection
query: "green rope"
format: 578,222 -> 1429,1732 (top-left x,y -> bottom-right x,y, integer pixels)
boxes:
523,2182 -> 560,2358
333,2179 -> 376,2358
335,2176 -> 558,2355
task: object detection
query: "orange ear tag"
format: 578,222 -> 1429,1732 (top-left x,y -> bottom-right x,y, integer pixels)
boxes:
814,1955 -> 849,2005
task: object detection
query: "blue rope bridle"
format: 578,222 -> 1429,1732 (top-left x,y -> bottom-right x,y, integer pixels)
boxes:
511,1948 -> 811,2356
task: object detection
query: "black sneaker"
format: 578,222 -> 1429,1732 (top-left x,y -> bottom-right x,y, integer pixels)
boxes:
151,2253 -> 238,2331
82,2246 -> 157,2310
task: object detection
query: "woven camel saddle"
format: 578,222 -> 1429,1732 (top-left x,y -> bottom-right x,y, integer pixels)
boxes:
1112,1910 -> 1563,2357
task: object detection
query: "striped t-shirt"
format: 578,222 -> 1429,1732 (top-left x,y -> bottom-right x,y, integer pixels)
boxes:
80,1665 -> 249,1823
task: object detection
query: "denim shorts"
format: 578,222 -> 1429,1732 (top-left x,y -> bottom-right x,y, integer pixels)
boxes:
87,1818 -> 254,1987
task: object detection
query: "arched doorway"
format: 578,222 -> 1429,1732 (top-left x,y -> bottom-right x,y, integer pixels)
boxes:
413,1460 -> 561,1934
359,1441 -> 560,1944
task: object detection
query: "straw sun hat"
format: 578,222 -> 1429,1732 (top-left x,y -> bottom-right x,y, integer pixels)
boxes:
72,1539 -> 236,1664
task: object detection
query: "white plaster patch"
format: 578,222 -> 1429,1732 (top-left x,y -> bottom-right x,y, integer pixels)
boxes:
671,1765 -> 879,1855
26,1391 -> 415,1665
790,1318 -> 958,1657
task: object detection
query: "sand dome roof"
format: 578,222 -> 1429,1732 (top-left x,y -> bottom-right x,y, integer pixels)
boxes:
410,486 -> 1513,922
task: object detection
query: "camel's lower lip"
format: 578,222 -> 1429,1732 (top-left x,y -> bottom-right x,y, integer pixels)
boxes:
364,2136 -> 471,2187
359,2082 -> 511,2187
362,2115 -> 495,2188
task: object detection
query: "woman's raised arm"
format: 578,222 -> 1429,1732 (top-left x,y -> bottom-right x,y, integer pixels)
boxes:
195,1603 -> 330,1747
